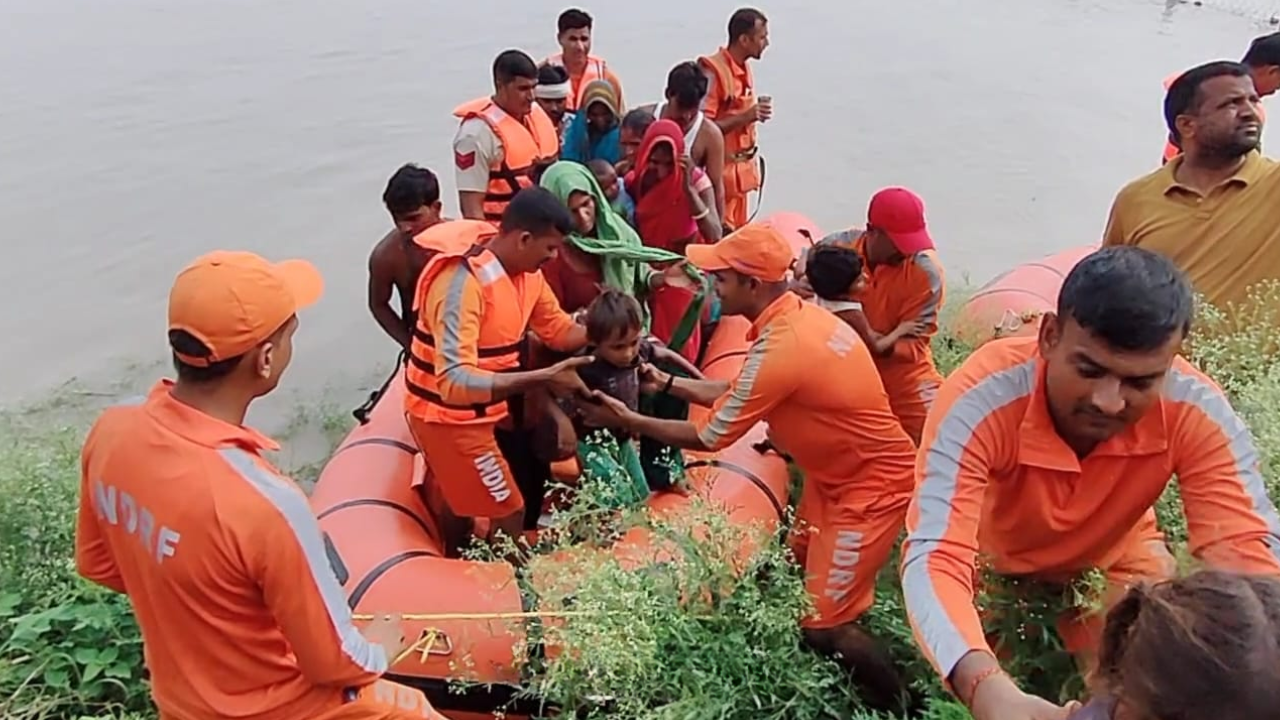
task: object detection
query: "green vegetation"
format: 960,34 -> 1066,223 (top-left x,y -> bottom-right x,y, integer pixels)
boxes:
3,284 -> 1280,719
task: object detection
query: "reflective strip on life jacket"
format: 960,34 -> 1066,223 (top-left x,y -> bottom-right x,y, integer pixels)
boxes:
698,49 -> 757,158
453,98 -> 560,223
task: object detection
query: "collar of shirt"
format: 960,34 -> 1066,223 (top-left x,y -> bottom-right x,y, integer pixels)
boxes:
1015,356 -> 1169,472
748,292 -> 803,341
143,379 -> 280,452
1161,150 -> 1267,197
717,46 -> 751,86
853,233 -> 917,287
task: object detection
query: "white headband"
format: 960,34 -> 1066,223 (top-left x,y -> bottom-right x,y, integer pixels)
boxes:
536,81 -> 572,100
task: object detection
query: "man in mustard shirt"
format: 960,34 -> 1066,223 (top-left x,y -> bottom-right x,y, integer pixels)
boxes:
1103,60 -> 1280,310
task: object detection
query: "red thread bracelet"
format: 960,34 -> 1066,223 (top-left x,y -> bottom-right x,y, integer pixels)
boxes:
965,666 -> 1007,708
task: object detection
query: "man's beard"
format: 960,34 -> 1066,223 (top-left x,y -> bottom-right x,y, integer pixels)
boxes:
1206,131 -> 1261,160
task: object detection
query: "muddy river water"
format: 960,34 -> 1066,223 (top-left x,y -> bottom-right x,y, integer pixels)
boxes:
1,0 -> 1276,422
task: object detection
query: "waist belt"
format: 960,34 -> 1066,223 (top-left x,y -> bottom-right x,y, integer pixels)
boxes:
729,146 -> 759,163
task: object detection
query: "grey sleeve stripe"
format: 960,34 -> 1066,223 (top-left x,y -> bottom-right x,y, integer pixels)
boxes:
1165,368 -> 1280,563
698,329 -> 772,448
901,359 -> 1037,677
440,265 -> 495,394
219,448 -> 389,675
912,253 -> 945,325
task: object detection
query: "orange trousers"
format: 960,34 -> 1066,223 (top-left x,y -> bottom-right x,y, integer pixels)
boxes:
790,483 -> 911,629
406,415 -> 523,520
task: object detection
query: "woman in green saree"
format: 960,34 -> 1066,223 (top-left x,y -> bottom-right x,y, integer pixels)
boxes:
539,161 -> 707,356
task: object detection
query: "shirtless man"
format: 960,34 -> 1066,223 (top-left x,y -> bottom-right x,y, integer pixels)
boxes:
638,61 -> 726,222
367,164 -> 443,350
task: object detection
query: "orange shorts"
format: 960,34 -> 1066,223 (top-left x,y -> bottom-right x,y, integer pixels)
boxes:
316,680 -> 445,719
406,416 -> 524,520
790,482 -> 910,629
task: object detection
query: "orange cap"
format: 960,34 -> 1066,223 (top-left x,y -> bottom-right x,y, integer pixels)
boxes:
167,251 -> 324,367
685,224 -> 794,282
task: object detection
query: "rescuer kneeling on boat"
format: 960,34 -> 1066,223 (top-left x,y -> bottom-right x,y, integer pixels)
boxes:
901,247 -> 1280,720
405,187 -> 593,558
576,224 -> 918,710
76,252 -> 440,719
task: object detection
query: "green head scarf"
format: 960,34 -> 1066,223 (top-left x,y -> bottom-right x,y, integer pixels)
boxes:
539,161 -> 686,294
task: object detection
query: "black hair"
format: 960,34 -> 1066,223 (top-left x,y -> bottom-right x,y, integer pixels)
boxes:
169,329 -> 244,384
1243,32 -> 1280,68
665,61 -> 709,109
728,8 -> 767,43
1056,246 -> 1194,351
500,186 -> 575,236
806,244 -> 864,301
382,164 -> 439,219
585,288 -> 643,343
493,49 -> 539,86
621,107 -> 655,135
586,158 -> 615,177
538,62 -> 570,86
558,8 -> 593,34
1164,60 -> 1251,143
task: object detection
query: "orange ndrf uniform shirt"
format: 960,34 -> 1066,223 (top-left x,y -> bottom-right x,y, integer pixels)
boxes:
693,293 -> 918,627
901,337 -> 1280,681
76,381 -> 392,720
1103,152 -> 1280,310
407,254 -> 581,518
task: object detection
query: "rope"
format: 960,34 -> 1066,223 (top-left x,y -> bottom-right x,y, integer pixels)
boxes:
352,351 -> 406,425
352,610 -> 601,622
745,154 -> 766,225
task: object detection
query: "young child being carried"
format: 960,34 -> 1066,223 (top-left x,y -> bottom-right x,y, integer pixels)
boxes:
803,243 -> 926,355
568,289 -> 704,507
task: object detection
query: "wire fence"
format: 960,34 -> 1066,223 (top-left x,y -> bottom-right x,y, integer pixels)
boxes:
1195,0 -> 1280,24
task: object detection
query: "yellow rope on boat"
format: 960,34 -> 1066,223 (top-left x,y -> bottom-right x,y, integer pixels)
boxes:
355,610 -> 609,664
351,610 -> 599,622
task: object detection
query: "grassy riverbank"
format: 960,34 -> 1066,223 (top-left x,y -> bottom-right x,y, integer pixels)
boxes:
2,285 -> 1279,719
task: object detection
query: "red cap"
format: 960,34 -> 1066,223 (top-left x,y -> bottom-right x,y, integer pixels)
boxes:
686,224 -> 794,282
867,187 -> 934,254
168,251 -> 324,367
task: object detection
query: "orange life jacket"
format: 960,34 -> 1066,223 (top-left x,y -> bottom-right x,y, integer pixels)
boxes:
408,220 -> 497,310
545,53 -> 608,111
404,233 -> 542,425
698,48 -> 758,163
453,98 -> 559,224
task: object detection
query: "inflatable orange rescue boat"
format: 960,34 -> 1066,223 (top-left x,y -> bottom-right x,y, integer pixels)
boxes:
951,244 -> 1096,346
310,214 -> 817,719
